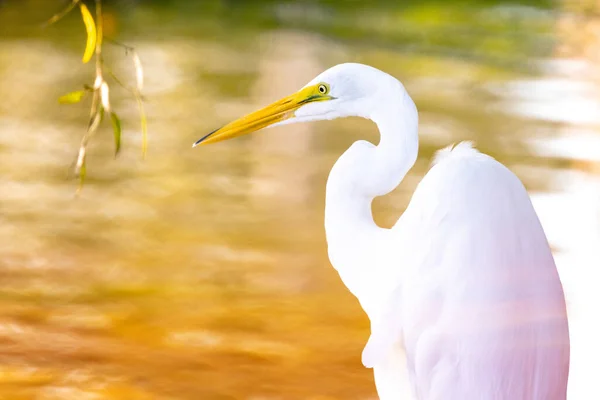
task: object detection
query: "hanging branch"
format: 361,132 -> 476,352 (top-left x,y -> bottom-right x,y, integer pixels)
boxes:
46,0 -> 148,193
105,38 -> 148,158
44,0 -> 80,26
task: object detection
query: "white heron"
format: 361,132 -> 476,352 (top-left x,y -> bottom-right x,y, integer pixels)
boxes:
193,63 -> 570,399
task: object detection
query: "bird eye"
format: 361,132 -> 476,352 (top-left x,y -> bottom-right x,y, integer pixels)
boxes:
318,84 -> 328,94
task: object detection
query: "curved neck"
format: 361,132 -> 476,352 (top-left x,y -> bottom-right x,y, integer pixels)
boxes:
324,92 -> 418,306
325,95 -> 419,237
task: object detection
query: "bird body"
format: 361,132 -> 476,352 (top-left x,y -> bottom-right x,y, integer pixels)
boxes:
363,143 -> 570,399
195,63 -> 570,399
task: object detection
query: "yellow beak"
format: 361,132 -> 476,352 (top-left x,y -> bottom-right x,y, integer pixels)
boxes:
193,83 -> 332,147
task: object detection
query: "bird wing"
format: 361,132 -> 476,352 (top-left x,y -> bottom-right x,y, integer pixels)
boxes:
365,143 -> 570,399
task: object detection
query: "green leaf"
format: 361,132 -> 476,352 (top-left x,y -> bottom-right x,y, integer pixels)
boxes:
58,90 -> 86,104
110,112 -> 122,156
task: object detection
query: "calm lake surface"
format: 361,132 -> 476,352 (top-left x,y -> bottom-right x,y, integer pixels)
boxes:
0,1 -> 599,399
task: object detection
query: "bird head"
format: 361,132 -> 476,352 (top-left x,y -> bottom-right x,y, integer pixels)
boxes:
192,63 -> 402,147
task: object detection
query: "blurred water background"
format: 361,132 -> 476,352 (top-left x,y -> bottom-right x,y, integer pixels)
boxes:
0,0 -> 599,399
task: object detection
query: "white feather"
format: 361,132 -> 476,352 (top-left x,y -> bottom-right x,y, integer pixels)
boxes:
204,63 -> 571,400
299,64 -> 570,399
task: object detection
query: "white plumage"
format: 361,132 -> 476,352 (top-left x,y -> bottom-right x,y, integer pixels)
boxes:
195,63 -> 570,399
366,141 -> 569,399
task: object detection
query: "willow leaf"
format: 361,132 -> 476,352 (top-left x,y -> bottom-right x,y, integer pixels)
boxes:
58,90 -> 86,104
110,112 -> 122,156
79,3 -> 96,63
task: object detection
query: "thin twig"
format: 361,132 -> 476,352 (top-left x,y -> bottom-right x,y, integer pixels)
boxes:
75,0 -> 105,193
105,36 -> 147,157
105,68 -> 137,96
52,0 -> 148,190
43,0 -> 80,27
105,37 -> 135,53
94,0 -> 103,79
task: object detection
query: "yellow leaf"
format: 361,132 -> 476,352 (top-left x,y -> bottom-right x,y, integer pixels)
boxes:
79,3 -> 96,64
58,90 -> 86,104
